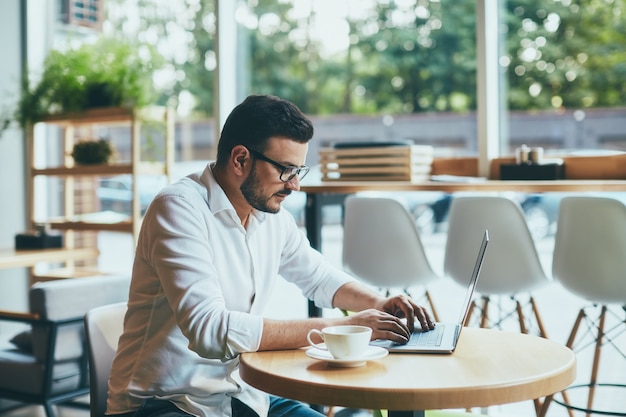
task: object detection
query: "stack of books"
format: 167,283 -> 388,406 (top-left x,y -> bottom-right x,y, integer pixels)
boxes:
319,142 -> 434,182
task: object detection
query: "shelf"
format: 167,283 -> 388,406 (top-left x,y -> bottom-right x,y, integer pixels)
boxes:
47,211 -> 134,233
37,106 -> 169,126
33,163 -> 133,177
25,105 -> 174,283
49,221 -> 134,233
32,161 -> 166,177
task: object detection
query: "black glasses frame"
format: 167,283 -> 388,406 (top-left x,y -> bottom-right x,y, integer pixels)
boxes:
248,148 -> 310,182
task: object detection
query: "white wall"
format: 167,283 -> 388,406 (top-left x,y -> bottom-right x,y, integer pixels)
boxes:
0,0 -> 54,315
0,0 -> 29,315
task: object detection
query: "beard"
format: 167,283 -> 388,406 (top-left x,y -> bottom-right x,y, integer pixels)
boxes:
240,163 -> 291,213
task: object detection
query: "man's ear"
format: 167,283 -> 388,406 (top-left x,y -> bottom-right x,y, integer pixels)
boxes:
231,145 -> 250,176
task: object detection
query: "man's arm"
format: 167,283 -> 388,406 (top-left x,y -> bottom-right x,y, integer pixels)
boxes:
258,282 -> 434,351
331,281 -> 388,312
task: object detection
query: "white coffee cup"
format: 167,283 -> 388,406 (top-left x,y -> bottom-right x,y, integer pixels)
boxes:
307,325 -> 372,359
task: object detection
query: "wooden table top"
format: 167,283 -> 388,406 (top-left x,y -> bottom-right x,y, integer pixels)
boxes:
239,328 -> 576,411
300,179 -> 626,194
0,247 -> 99,270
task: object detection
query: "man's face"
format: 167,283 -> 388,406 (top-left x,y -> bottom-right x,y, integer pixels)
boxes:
240,137 -> 308,214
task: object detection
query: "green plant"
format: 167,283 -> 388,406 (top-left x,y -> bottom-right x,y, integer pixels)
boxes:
71,138 -> 114,165
2,36 -> 164,135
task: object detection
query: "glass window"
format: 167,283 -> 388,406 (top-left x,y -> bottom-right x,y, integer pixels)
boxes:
238,0 -> 478,162
96,0 -> 626,162
501,0 -> 626,156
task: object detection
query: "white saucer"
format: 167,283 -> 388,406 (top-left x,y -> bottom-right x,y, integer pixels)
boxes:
305,345 -> 388,367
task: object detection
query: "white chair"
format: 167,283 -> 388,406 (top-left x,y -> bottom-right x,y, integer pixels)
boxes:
342,195 -> 441,320
444,195 -> 550,337
550,196 -> 626,416
84,302 -> 127,417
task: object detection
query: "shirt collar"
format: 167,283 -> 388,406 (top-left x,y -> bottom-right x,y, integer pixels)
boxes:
202,162 -> 267,224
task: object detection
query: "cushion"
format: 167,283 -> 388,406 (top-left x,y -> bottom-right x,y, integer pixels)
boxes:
0,349 -> 82,395
9,330 -> 32,353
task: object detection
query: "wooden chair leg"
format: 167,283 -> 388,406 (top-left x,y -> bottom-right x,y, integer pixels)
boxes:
547,307 -> 592,417
464,300 -> 477,326
424,290 -> 440,322
479,296 -> 490,328
527,296 -> 562,417
566,308 -> 586,348
562,309 -> 587,417
492,295 -> 558,417
515,299 -> 528,334
585,305 -> 607,417
530,296 -> 549,339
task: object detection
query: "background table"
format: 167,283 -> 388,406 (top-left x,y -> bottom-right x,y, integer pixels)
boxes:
0,247 -> 100,284
300,179 -> 626,252
0,247 -> 99,270
240,328 -> 576,417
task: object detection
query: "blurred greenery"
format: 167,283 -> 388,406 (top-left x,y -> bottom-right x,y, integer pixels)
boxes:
106,0 -> 626,117
2,36 -> 164,133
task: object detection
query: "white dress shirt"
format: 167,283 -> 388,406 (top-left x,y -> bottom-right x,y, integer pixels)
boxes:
107,163 -> 355,417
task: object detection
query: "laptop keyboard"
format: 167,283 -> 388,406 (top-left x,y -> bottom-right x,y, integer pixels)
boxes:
407,325 -> 444,346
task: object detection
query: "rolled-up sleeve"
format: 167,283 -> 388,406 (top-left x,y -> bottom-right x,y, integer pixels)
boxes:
224,311 -> 263,358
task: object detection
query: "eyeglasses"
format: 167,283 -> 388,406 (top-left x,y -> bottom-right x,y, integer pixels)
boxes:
248,148 -> 310,182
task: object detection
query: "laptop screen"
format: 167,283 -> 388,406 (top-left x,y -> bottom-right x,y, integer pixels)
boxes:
455,229 -> 489,326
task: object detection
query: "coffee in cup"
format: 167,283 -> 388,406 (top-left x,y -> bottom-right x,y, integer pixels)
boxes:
307,325 -> 372,359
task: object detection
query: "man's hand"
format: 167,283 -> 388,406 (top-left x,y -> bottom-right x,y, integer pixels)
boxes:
377,294 -> 435,334
346,308 -> 413,344
332,282 -> 435,343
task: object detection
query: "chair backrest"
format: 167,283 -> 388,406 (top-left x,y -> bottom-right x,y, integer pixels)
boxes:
553,196 -> 626,304
85,302 -> 127,417
342,195 -> 439,288
444,196 -> 549,295
29,275 -> 130,363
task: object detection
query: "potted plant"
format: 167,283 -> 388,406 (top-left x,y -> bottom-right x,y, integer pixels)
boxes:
1,36 -> 165,135
71,138 -> 115,165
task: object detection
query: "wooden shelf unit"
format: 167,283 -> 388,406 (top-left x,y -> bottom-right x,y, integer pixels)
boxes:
25,106 -> 175,281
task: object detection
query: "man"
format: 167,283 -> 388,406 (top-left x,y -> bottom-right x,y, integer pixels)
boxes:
107,95 -> 434,417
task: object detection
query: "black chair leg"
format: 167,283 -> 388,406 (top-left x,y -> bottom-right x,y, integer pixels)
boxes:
44,401 -> 55,417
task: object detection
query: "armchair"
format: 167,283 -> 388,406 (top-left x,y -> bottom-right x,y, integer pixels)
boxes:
0,275 -> 130,417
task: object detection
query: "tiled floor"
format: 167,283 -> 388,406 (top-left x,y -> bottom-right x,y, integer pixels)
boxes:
1,228 -> 624,417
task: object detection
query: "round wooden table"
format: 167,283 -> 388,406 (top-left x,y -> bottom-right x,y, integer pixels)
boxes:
239,328 -> 576,415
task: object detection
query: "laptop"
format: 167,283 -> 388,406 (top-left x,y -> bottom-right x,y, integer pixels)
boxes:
371,229 -> 489,354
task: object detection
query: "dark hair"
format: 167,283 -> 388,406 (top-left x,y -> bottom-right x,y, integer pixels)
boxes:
215,95 -> 314,166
